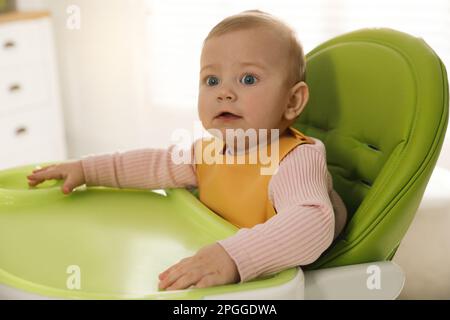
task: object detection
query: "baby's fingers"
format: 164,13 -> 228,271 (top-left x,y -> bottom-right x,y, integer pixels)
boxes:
32,164 -> 55,174
61,176 -> 80,194
27,168 -> 65,186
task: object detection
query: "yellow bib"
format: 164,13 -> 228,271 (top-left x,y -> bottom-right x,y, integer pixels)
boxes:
194,127 -> 315,228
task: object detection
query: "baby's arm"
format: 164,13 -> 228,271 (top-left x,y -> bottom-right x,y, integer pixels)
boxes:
80,143 -> 197,190
217,140 -> 346,283
27,143 -> 198,193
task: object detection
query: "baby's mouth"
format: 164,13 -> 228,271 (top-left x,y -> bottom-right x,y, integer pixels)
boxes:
214,112 -> 242,121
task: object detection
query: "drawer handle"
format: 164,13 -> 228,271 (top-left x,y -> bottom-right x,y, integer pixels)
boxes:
9,84 -> 21,93
3,40 -> 16,49
15,126 -> 28,136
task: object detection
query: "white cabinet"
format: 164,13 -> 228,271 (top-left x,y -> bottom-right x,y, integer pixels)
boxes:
0,11 -> 66,170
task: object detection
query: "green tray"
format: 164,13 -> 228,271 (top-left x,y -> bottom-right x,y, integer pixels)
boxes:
0,164 -> 297,299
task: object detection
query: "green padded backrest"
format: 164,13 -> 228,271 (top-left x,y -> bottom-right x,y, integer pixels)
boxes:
294,28 -> 449,269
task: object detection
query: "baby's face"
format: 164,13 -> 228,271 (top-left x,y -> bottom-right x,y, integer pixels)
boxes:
198,27 -> 294,140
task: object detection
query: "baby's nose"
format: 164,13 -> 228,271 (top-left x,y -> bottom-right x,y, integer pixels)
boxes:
217,91 -> 236,101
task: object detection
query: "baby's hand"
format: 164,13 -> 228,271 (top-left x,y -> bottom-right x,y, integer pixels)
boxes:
158,243 -> 240,291
26,161 -> 86,194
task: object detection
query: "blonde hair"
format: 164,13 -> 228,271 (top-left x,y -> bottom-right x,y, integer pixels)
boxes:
203,10 -> 306,85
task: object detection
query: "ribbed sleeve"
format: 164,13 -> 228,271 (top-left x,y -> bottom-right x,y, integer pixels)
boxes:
80,144 -> 198,189
218,139 -> 347,283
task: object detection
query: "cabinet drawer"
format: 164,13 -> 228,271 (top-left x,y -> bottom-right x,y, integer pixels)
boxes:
0,107 -> 66,169
0,62 -> 51,115
0,18 -> 50,67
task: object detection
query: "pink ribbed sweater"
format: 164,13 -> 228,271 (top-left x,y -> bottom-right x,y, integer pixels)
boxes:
81,136 -> 347,283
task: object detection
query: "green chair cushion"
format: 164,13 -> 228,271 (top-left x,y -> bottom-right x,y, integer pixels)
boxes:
295,28 -> 448,269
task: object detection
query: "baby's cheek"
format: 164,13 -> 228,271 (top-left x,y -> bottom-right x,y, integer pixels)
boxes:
198,103 -> 212,122
245,108 -> 269,127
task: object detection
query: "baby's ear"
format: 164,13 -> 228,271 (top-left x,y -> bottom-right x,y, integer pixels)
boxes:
284,81 -> 309,121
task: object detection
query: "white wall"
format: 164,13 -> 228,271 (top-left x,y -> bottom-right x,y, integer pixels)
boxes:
44,0 -> 147,157
17,0 -> 199,158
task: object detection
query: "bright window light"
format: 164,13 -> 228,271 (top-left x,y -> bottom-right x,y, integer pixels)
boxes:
145,0 -> 450,111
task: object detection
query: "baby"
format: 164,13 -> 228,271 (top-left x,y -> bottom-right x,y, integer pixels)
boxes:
27,10 -> 347,291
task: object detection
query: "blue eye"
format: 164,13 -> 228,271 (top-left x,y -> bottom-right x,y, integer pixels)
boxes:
206,76 -> 219,86
241,74 -> 258,85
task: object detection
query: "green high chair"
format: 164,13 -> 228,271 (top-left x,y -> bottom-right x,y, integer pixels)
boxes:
0,28 -> 448,300
298,27 -> 448,299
